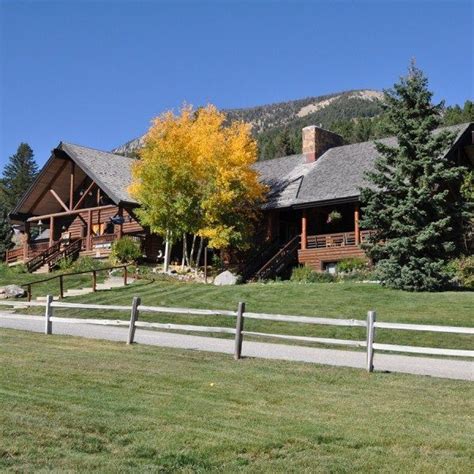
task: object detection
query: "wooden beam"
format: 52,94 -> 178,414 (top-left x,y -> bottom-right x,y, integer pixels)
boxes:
69,161 -> 75,210
49,189 -> 69,212
117,206 -> 123,238
23,222 -> 30,260
30,159 -> 69,213
49,216 -> 54,247
27,204 -> 116,222
87,209 -> 92,251
354,204 -> 360,245
301,210 -> 307,250
73,181 -> 96,210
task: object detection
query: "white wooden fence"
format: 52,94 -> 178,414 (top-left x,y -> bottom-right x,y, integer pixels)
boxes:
1,296 -> 473,373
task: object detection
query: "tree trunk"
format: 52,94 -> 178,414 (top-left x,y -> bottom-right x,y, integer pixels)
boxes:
181,234 -> 187,270
195,237 -> 204,275
189,234 -> 197,267
163,231 -> 172,273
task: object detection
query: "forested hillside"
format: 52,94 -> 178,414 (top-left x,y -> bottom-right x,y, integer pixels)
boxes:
113,91 -> 473,161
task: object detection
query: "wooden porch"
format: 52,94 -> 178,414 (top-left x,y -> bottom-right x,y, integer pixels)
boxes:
298,203 -> 373,271
299,230 -> 374,271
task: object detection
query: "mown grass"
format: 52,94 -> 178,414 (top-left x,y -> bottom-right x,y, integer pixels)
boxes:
0,265 -> 108,300
0,329 -> 472,472
16,278 -> 472,351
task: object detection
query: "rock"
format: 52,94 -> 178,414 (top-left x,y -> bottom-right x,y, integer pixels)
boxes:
213,270 -> 239,286
0,285 -> 26,298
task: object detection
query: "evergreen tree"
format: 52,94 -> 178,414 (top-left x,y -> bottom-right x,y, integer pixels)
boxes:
0,181 -> 13,260
2,143 -> 38,212
274,128 -> 293,157
360,62 -> 467,291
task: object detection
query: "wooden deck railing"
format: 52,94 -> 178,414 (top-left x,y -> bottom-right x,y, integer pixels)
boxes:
5,247 -> 24,264
306,230 -> 375,249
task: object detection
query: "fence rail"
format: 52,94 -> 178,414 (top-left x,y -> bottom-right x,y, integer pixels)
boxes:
0,297 -> 472,373
19,264 -> 130,301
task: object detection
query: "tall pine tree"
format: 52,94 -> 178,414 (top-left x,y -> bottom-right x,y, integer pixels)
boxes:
0,143 -> 38,260
2,143 -> 38,212
0,181 -> 13,260
360,62 -> 467,291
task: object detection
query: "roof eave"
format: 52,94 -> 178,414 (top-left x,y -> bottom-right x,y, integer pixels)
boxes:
59,142 -> 123,206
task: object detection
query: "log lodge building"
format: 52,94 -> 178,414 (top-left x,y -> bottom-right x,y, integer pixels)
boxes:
6,122 -> 474,278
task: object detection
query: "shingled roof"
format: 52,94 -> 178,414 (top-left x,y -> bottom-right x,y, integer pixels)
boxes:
12,123 -> 471,220
254,122 -> 472,209
59,142 -> 138,205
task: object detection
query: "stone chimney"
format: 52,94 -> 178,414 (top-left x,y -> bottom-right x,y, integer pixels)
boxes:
302,125 -> 344,163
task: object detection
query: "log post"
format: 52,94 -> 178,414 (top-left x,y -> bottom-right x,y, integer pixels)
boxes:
117,206 -> 123,239
127,296 -> 141,344
234,302 -> 245,360
87,209 -> 92,251
59,275 -> 64,299
366,310 -> 376,373
92,271 -> 97,292
23,222 -> 30,260
301,210 -> 307,250
45,294 -> 53,335
124,266 -> 128,286
69,161 -> 75,210
27,284 -> 32,302
354,204 -> 360,245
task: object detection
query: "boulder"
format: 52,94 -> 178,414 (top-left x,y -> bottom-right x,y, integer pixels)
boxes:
213,270 -> 239,286
0,285 -> 26,298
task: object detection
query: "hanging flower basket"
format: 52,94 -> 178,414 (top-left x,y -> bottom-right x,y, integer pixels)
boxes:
327,210 -> 342,224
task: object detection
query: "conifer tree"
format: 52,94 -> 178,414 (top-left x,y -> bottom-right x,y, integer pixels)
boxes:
360,62 -> 467,291
2,143 -> 38,211
0,181 -> 13,260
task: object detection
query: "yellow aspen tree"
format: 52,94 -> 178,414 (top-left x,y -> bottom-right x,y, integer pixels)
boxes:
129,104 -> 266,272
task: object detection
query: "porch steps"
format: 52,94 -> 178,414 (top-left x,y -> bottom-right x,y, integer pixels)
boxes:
33,264 -> 50,274
79,249 -> 112,259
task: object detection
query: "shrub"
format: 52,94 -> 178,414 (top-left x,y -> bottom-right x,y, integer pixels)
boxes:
57,257 -> 74,271
111,237 -> 142,264
11,263 -> 27,274
447,256 -> 474,289
72,256 -> 106,273
0,263 -> 11,277
336,258 -> 367,273
291,265 -> 335,283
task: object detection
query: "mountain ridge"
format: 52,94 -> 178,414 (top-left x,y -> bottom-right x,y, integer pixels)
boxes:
112,89 -> 384,157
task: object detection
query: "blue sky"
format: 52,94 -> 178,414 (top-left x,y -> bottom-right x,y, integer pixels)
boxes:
0,0 -> 472,168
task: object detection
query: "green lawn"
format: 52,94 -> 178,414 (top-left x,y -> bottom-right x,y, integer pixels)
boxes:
14,278 -> 473,351
0,265 -> 109,300
0,329 -> 472,472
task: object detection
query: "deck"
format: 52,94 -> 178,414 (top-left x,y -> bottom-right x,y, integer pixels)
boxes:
298,230 -> 374,271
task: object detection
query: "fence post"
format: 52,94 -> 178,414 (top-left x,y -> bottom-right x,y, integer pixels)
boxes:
124,266 -> 128,286
234,302 -> 245,360
27,284 -> 32,302
92,271 -> 97,292
366,310 -> 376,373
59,275 -> 64,299
127,296 -> 141,344
45,294 -> 53,335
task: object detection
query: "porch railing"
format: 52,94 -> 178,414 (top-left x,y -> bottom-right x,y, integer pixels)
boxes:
5,247 -> 24,264
306,230 -> 375,249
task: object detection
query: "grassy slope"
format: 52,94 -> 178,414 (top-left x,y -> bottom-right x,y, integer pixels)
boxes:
0,330 -> 472,472
15,279 -> 474,351
0,266 -> 107,300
